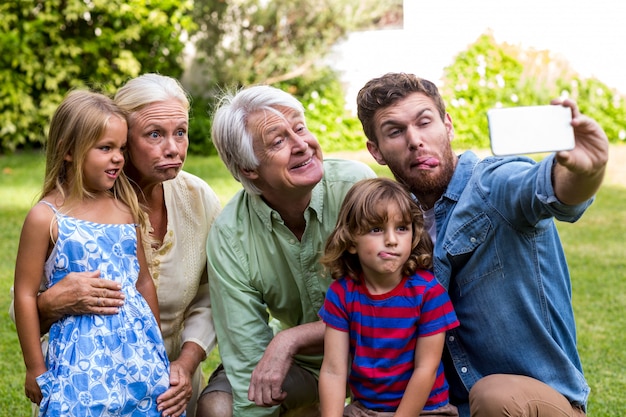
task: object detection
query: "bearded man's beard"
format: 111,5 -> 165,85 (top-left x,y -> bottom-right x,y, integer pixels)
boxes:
397,145 -> 456,208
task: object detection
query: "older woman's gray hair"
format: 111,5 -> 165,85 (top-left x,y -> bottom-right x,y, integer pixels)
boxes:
211,85 -> 305,195
114,73 -> 190,114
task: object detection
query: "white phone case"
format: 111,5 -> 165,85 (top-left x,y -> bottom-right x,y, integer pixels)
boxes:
487,105 -> 575,156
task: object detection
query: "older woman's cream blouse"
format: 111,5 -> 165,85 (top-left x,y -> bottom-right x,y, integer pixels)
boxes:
142,170 -> 221,415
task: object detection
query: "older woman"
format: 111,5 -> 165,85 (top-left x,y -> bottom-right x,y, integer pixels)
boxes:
34,74 -> 221,417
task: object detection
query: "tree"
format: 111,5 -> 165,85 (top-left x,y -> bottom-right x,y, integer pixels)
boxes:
183,0 -> 401,154
184,0 -> 402,97
0,0 -> 194,152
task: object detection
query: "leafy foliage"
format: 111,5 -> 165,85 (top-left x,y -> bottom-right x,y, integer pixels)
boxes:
185,0 -> 402,94
556,77 -> 626,143
188,93 -> 217,155
0,0 -> 194,152
187,68 -> 368,155
441,32 -> 626,148
276,69 -> 367,153
184,0 -> 401,155
3,2 -> 625,155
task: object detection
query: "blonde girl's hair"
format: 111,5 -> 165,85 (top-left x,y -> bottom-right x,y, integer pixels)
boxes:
320,177 -> 433,281
42,89 -> 145,226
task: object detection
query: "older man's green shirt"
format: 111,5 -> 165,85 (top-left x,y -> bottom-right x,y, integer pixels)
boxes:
207,158 -> 377,417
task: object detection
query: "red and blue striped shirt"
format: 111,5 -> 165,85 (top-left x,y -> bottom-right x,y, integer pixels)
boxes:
319,270 -> 459,412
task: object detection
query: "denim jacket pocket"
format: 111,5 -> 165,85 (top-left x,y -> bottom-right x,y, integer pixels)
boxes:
442,213 -> 503,286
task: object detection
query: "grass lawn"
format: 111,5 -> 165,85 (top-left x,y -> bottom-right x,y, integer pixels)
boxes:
1,149 -> 624,416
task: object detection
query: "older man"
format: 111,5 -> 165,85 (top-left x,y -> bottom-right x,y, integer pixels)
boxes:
196,85 -> 376,417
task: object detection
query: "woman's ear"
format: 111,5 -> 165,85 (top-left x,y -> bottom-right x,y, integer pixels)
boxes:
240,167 -> 259,180
64,152 -> 72,162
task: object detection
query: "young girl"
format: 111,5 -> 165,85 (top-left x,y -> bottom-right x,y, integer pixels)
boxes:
13,90 -> 172,416
318,178 -> 460,417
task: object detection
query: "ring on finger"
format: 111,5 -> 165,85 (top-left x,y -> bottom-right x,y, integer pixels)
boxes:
97,297 -> 101,306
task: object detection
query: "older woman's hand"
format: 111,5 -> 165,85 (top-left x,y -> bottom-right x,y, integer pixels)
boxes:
37,271 -> 125,332
156,360 -> 193,417
156,341 -> 206,417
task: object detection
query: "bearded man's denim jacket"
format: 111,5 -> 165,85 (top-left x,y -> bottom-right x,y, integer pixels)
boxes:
430,151 -> 591,416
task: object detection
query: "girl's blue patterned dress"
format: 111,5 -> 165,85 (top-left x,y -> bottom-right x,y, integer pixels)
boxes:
36,202 -> 173,416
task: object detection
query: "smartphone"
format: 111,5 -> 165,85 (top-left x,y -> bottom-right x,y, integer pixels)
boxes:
487,105 -> 575,156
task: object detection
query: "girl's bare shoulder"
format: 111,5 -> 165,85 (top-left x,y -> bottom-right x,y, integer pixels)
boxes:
24,198 -> 56,225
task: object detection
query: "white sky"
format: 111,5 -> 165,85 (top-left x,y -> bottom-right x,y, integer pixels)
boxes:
332,0 -> 626,112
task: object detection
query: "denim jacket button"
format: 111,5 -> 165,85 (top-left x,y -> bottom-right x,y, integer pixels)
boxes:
461,367 -> 468,373
448,335 -> 455,342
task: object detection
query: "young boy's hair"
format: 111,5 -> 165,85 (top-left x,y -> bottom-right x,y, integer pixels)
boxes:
321,177 -> 433,280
